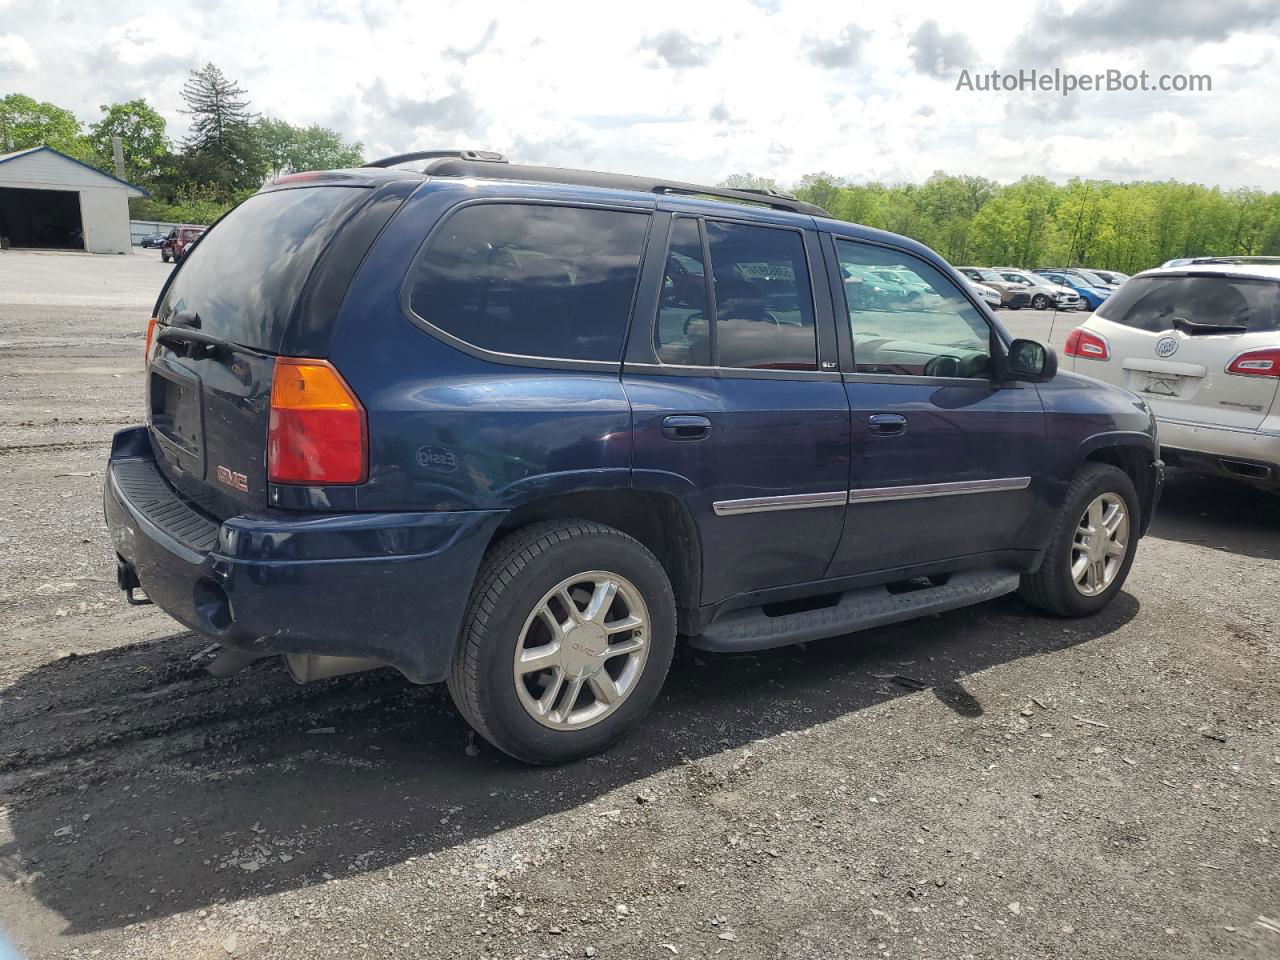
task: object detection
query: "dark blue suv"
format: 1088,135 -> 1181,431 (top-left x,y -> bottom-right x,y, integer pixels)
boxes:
105,151 -> 1164,763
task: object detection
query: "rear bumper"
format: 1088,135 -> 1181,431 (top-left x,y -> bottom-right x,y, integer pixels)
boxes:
103,427 -> 505,683
1157,417 -> 1280,486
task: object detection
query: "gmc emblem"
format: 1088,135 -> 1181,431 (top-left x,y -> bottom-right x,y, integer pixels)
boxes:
215,465 -> 249,492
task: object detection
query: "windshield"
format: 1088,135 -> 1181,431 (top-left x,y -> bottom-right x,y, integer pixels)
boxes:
974,269 -> 1004,283
1096,274 -> 1279,333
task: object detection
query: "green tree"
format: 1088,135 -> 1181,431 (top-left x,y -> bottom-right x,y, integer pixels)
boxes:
130,182 -> 231,225
180,63 -> 265,198
256,116 -> 363,178
719,172 -> 781,192
87,99 -> 169,183
0,93 -> 91,160
794,172 -> 845,214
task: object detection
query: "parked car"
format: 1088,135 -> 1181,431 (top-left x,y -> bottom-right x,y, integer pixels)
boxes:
161,226 -> 205,263
1091,270 -> 1130,286
967,279 -> 1004,309
1063,257 -> 1279,489
105,152 -> 1163,763
1034,270 -> 1112,311
1042,266 -> 1119,289
139,232 -> 167,249
954,267 -> 1031,309
843,263 -> 926,303
992,268 -> 1083,311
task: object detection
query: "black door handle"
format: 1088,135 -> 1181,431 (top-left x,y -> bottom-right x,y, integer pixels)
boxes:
868,413 -> 907,437
662,415 -> 712,441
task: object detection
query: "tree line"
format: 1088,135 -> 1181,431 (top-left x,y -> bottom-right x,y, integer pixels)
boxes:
1,63 -> 363,224
761,172 -> 1280,272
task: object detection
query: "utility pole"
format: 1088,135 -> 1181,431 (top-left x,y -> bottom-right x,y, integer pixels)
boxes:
112,136 -> 126,179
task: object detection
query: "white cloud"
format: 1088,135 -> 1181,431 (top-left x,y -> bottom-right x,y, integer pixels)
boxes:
0,32 -> 37,71
0,0 -> 1277,189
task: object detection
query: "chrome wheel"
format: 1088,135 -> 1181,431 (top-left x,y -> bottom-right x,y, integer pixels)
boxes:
1071,493 -> 1129,597
513,571 -> 650,730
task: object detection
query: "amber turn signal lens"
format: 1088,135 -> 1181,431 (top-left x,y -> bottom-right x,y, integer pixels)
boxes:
268,358 -> 367,485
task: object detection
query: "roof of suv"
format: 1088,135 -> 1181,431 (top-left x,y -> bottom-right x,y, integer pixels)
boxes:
263,149 -> 832,218
1138,261 -> 1280,283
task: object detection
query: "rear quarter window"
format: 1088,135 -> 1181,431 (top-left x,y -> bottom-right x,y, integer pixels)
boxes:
1097,274 -> 1280,333
405,203 -> 651,363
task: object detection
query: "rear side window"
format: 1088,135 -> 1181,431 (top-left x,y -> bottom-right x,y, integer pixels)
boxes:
655,218 -> 711,365
705,221 -> 817,371
1097,275 -> 1280,333
406,203 -> 650,363
158,186 -> 369,351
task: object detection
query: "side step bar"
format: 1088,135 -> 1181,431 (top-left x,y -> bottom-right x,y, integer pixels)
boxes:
690,569 -> 1021,654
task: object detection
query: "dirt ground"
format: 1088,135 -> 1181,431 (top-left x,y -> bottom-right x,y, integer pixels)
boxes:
0,249 -> 1277,960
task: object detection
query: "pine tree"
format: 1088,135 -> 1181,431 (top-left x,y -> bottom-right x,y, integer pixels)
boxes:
179,63 -> 264,198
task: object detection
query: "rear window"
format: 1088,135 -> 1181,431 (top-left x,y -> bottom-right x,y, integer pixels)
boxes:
157,186 -> 369,351
406,203 -> 650,363
1097,274 -> 1280,333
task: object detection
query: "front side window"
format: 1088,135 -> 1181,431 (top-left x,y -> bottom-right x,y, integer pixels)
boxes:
836,239 -> 993,379
406,203 -> 650,363
705,221 -> 817,371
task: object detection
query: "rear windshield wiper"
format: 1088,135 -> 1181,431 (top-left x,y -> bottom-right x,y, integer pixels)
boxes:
1171,316 -> 1248,335
155,325 -> 237,358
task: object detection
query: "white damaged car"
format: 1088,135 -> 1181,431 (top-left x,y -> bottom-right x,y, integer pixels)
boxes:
1063,257 -> 1280,489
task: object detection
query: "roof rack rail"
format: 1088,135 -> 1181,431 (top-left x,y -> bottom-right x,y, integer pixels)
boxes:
364,149 -> 507,169
1185,255 -> 1280,265
416,157 -> 830,216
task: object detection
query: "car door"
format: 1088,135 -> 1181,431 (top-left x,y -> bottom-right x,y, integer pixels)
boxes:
821,235 -> 1046,577
624,211 -> 849,605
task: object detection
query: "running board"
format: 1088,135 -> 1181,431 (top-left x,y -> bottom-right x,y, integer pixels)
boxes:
690,569 -> 1021,654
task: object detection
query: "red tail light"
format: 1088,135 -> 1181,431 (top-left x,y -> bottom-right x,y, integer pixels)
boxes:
268,358 -> 368,485
1226,347 -> 1280,378
144,315 -> 157,365
1064,327 -> 1110,360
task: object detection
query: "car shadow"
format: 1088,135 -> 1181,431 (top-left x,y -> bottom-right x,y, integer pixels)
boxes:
1,591 -> 1138,936
1147,470 -> 1279,560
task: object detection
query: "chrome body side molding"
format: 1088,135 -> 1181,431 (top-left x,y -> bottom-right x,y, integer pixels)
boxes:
713,477 -> 1032,516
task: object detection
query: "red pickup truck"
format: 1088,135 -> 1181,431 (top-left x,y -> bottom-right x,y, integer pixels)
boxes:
161,226 -> 205,263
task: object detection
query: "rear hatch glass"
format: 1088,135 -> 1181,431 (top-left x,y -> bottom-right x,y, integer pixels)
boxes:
157,186 -> 369,351
1096,273 -> 1279,334
149,186 -> 371,518
1093,273 -> 1280,429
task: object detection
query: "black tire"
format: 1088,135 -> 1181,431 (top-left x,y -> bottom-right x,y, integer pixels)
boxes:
447,520 -> 677,764
1020,462 -> 1140,617
1032,294 -> 1050,310
161,251 -> 170,263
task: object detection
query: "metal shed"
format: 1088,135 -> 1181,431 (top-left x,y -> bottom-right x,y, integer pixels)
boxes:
0,145 -> 148,254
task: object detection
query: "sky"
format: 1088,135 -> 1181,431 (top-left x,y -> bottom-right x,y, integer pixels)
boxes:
2,0 -> 1279,190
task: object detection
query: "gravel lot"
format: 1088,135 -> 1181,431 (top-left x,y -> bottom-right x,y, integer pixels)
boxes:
1,249 -> 1277,960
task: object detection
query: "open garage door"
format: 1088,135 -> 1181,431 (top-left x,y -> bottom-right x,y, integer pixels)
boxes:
0,187 -> 84,250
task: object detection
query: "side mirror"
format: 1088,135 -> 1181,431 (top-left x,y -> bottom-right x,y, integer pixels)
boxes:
1005,338 -> 1057,383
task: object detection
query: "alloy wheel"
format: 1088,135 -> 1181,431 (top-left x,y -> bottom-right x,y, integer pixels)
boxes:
1071,493 -> 1129,596
513,571 -> 650,730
